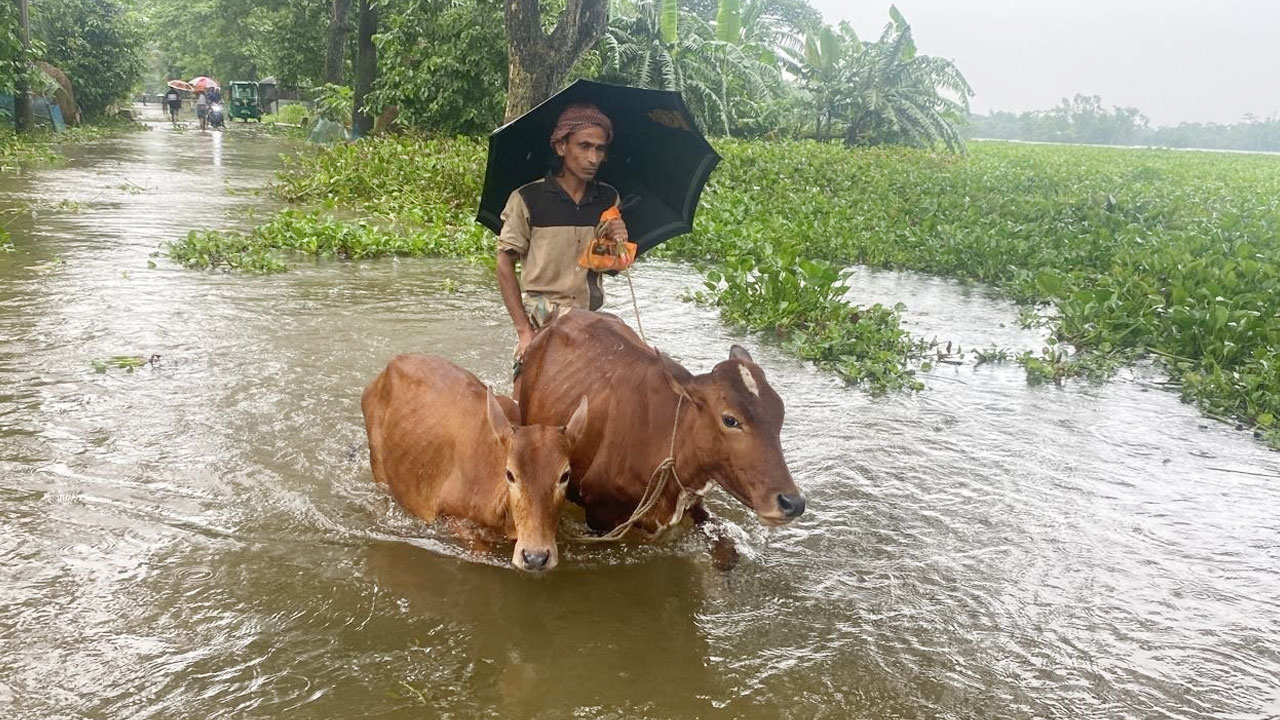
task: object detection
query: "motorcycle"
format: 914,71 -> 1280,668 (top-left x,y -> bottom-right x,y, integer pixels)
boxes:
208,102 -> 226,129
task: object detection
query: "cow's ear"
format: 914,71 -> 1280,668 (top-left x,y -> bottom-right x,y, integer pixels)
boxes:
564,396 -> 589,446
659,352 -> 696,402
486,389 -> 513,438
729,345 -> 754,363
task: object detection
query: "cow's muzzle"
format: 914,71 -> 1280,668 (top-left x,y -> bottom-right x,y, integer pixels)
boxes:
517,548 -> 552,572
775,491 -> 806,520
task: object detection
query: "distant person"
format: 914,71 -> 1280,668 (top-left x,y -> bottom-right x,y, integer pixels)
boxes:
206,85 -> 222,105
164,86 -> 182,124
195,90 -> 209,131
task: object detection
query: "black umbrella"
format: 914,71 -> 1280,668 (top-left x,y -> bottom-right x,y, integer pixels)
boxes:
477,79 -> 721,255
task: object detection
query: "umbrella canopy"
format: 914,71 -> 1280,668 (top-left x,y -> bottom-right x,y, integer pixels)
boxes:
166,80 -> 194,92
189,76 -> 219,93
477,79 -> 720,255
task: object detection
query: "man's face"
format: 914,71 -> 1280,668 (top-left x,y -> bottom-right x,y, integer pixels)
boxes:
555,125 -> 609,184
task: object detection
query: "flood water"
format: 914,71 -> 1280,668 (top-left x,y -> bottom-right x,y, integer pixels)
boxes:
2,105 -> 1279,720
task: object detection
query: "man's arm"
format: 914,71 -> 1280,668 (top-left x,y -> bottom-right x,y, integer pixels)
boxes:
497,249 -> 534,355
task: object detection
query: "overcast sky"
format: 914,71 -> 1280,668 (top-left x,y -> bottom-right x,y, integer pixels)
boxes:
806,0 -> 1280,126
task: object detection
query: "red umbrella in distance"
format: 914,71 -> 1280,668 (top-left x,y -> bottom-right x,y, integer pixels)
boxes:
189,77 -> 219,93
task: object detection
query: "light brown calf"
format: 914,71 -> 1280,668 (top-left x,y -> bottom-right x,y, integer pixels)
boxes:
362,354 -> 587,572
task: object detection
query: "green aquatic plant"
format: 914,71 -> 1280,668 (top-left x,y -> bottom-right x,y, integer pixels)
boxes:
974,345 -> 1012,365
167,210 -> 491,273
695,243 -> 927,391
181,134 -> 1280,433
90,354 -> 160,373
669,138 -> 1280,437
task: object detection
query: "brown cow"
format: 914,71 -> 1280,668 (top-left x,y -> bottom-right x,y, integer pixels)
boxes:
362,354 -> 588,572
515,309 -> 805,540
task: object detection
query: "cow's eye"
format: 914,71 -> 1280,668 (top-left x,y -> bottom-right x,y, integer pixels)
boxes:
722,415 -> 740,429
558,471 -> 571,485
506,470 -> 516,484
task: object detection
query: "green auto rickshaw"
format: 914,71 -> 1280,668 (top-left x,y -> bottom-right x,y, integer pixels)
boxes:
228,81 -> 262,122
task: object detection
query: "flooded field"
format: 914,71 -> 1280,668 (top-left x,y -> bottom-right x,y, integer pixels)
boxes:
2,105 -> 1278,719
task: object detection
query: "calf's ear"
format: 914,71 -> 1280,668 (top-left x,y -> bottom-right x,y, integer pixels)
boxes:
486,389 -> 513,438
729,345 -> 754,363
564,396 -> 589,446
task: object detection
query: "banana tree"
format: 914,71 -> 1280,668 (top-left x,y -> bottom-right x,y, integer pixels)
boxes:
841,6 -> 972,150
783,23 -> 850,140
595,0 -> 778,135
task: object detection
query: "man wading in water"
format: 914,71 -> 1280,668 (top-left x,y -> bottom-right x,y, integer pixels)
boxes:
496,103 -> 629,376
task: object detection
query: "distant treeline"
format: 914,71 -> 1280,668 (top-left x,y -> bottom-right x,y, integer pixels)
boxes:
966,94 -> 1280,153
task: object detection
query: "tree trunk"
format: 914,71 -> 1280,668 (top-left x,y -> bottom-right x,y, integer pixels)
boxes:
324,0 -> 353,85
845,110 -> 871,146
14,0 -> 35,132
503,0 -> 610,121
352,0 -> 378,138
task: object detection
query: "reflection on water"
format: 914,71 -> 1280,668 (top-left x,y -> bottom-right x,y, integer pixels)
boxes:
2,104 -> 1279,720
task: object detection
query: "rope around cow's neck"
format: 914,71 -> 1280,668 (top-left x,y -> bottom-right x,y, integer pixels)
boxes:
572,393 -> 699,543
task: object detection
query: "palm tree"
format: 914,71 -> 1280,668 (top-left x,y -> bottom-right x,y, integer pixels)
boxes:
840,7 -> 973,150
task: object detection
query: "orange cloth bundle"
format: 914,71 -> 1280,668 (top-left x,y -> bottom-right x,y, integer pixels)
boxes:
577,205 -> 637,272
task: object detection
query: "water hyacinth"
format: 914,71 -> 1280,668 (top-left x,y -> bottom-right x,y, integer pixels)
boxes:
171,134 -> 1280,440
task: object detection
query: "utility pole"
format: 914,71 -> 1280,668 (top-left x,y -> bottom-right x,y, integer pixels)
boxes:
14,0 -> 35,132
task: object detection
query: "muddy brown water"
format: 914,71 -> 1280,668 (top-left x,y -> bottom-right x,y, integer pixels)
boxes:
2,104 -> 1279,720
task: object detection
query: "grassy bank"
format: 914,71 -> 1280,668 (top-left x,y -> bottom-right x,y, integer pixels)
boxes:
169,136 -> 1280,438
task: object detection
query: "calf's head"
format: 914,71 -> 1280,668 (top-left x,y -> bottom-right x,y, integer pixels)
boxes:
487,392 -> 588,572
669,346 -> 806,526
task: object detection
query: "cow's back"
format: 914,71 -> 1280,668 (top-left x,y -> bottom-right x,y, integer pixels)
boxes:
517,310 -> 659,440
362,354 -> 500,523
517,311 -> 682,530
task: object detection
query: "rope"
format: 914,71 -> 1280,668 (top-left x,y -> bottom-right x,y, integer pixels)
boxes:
624,267 -> 647,344
572,394 -> 697,543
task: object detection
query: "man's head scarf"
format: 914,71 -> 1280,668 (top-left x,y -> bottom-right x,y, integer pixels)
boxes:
550,103 -> 613,147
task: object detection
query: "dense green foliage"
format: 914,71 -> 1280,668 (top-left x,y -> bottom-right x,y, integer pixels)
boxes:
968,94 -> 1280,152
591,0 -> 790,136
274,135 -> 490,234
0,129 -> 58,168
825,8 -> 972,150
140,0 -> 329,88
169,209 -> 489,272
1,3 -> 22,95
168,136 -> 494,272
30,0 -> 144,118
134,0 -> 972,148
589,2 -> 970,146
665,139 -> 1280,437
369,0 -> 507,133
